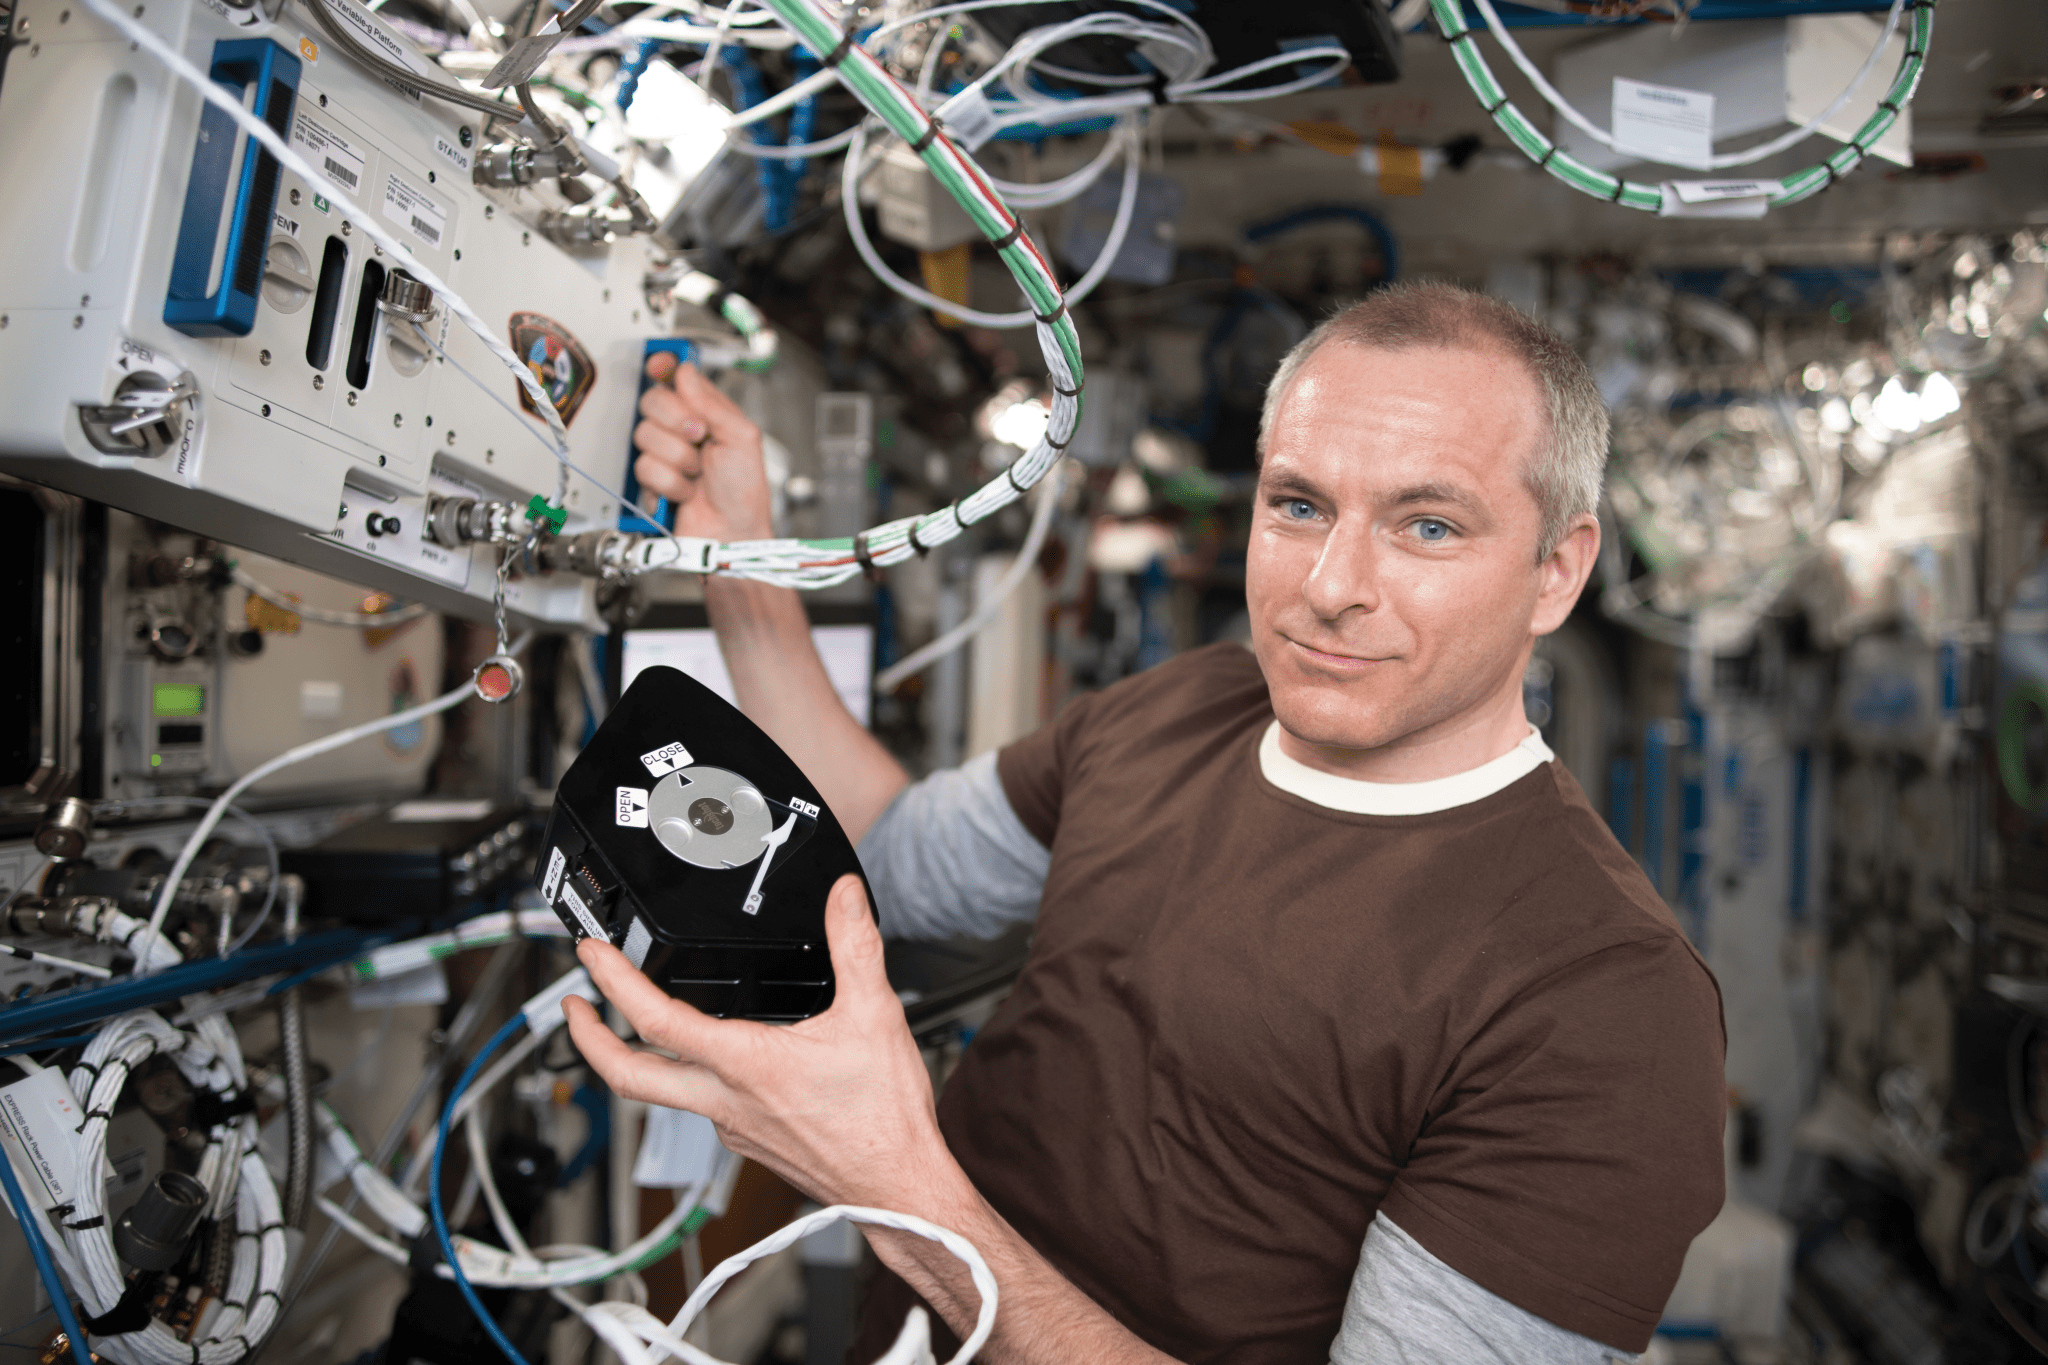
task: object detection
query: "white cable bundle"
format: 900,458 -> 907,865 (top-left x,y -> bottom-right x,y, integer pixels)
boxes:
61,1012 -> 289,1365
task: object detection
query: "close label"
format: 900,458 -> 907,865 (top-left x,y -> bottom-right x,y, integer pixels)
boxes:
541,845 -> 566,902
1611,77 -> 1714,171
382,173 -> 447,250
616,787 -> 650,828
291,110 -> 365,193
640,742 -> 692,779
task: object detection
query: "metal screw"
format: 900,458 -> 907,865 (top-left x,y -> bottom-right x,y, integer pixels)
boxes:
346,391 -> 358,405
485,449 -> 494,463
427,170 -> 436,184
341,221 -> 352,236
289,188 -> 301,206
1,316 -> 8,329
446,430 -> 456,445
373,246 -> 382,258
453,249 -> 461,261
260,404 -> 271,416
484,204 -> 494,219
424,415 -> 432,427
339,502 -> 348,519
14,18 -> 26,34
632,310 -> 639,324
30,43 -> 39,56
318,93 -> 327,107
259,349 -> 271,366
80,294 -> 89,306
313,374 -> 324,390
393,414 -> 402,427
378,454 -> 387,466
521,231 -> 530,246
58,10 -> 69,21
71,314 -> 81,328
459,126 -> 473,147
603,289 -> 611,303
133,4 -> 143,14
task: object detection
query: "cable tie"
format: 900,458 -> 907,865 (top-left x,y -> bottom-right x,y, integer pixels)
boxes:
1047,428 -> 1075,452
254,1288 -> 283,1308
1536,144 -> 1560,169
1608,178 -> 1626,203
820,24 -> 859,68
1904,47 -> 1924,59
907,521 -> 932,557
1050,374 -> 1082,397
853,531 -> 882,582
1879,99 -> 1900,114
951,496 -> 981,529
1483,96 -> 1509,116
991,220 -> 1025,251
256,1220 -> 286,1236
64,1214 -> 104,1230
909,119 -> 944,154
1148,70 -> 1171,105
1034,300 -> 1068,326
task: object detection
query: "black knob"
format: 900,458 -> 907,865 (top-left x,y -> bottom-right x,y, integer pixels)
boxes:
113,1171 -> 208,1271
365,512 -> 402,538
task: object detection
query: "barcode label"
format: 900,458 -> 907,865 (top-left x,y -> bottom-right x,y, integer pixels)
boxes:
382,172 -> 449,252
291,109 -> 366,199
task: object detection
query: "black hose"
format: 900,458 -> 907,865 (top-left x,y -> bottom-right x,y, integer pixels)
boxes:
278,877 -> 313,1230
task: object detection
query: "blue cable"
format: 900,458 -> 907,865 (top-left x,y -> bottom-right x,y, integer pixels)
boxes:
0,1125 -> 94,1365
0,1035 -> 97,1060
429,1014 -> 534,1365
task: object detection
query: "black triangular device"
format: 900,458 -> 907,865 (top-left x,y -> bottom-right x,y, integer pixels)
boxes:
535,665 -> 874,1021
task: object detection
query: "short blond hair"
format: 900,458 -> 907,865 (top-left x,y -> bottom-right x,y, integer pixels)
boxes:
1259,281 -> 1608,561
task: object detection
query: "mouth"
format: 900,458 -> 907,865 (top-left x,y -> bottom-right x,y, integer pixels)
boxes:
1281,636 -> 1391,669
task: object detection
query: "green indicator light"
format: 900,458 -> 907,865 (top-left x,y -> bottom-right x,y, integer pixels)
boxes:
153,683 -> 205,717
150,754 -> 162,768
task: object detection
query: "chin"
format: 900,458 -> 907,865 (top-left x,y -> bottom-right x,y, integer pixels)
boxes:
1263,667 -> 1409,755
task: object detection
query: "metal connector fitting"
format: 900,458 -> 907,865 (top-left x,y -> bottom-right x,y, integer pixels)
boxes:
377,269 -> 435,323
473,143 -> 579,187
427,495 -> 522,549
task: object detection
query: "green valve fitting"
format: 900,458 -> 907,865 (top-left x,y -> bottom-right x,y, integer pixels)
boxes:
526,496 -> 567,534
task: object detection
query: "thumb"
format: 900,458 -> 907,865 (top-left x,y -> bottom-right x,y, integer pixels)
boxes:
822,875 -> 892,1012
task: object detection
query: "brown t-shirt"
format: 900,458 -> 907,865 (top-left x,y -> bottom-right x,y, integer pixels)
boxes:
933,643 -> 1724,1361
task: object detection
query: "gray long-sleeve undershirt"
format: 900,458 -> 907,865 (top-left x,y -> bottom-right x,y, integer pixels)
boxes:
857,757 -> 1642,1365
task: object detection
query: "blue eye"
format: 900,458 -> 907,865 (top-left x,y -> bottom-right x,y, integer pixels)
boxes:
1414,519 -> 1451,542
1282,499 -> 1317,520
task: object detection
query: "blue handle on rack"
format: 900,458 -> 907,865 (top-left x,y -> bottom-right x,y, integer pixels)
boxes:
619,337 -> 698,533
164,38 -> 302,338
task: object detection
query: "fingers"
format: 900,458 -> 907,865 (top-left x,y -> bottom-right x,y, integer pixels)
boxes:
644,350 -> 679,384
821,875 -> 894,1014
563,997 -> 725,1114
576,936 -> 728,1059
633,446 -> 699,503
670,362 -> 752,429
639,384 -> 709,445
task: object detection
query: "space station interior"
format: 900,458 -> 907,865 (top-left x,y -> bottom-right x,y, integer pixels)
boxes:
0,0 -> 2044,1360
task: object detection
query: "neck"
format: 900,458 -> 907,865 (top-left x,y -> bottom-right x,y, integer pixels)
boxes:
1274,677 -> 1536,784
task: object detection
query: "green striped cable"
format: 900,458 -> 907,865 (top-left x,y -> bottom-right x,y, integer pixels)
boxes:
1428,0 -> 1935,213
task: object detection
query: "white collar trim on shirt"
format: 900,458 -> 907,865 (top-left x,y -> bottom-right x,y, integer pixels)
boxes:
1257,720 -> 1554,816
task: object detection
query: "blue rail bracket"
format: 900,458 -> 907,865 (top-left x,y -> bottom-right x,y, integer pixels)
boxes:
0,927 -> 374,1047
164,38 -> 302,338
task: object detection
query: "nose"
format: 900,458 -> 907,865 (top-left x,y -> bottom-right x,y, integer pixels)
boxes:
1301,518 -> 1380,622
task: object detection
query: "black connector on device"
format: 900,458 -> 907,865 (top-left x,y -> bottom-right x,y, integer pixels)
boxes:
535,666 -> 875,1021
114,1171 -> 208,1271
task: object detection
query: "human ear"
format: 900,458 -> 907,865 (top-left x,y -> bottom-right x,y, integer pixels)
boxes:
1531,514 -> 1600,636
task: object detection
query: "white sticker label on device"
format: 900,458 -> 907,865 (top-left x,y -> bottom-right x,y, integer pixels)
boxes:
0,1070 -> 88,1209
934,84 -> 1000,153
616,787 -> 650,828
541,846 -> 567,902
1611,77 -> 1714,170
559,882 -> 605,940
382,173 -> 447,251
640,742 -> 693,779
1658,179 -> 1775,218
291,110 -> 366,194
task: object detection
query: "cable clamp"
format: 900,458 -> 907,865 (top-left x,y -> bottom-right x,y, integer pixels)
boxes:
909,119 -> 944,155
991,220 -> 1025,251
906,521 -> 932,557
524,495 -> 568,535
820,23 -> 859,68
853,531 -> 883,581
1050,374 -> 1082,398
951,497 -> 981,529
1034,301 -> 1069,326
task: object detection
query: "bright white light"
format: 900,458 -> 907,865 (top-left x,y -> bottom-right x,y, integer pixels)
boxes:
1802,364 -> 1828,392
1871,375 -> 1923,433
991,399 -> 1049,450
1820,398 -> 1853,434
621,61 -> 732,189
1920,371 -> 1961,422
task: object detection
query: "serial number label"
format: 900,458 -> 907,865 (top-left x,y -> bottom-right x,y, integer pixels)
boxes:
290,110 -> 364,193
382,173 -> 447,251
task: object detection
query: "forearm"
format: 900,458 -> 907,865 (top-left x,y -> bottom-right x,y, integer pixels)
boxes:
703,575 -> 908,841
861,1168 -> 1178,1365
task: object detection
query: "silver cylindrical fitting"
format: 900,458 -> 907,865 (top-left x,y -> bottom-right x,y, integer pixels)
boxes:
378,269 -> 435,322
427,495 -> 522,548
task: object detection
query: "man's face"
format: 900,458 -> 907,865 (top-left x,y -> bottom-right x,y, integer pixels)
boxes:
1246,343 -> 1584,759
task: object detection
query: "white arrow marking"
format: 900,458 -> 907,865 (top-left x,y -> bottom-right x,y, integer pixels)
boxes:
740,813 -> 799,916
